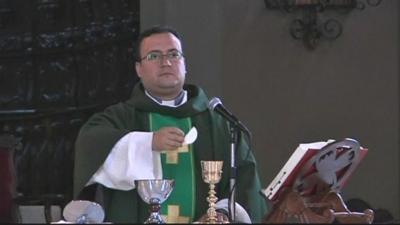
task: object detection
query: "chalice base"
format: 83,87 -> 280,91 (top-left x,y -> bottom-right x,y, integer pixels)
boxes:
145,212 -> 165,224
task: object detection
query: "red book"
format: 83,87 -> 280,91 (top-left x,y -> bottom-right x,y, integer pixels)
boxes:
262,138 -> 368,202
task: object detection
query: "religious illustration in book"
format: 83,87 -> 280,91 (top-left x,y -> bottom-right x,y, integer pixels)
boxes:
293,138 -> 366,197
263,138 -> 368,202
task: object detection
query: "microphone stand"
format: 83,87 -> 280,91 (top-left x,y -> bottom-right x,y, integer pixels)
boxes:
228,121 -> 252,223
228,124 -> 240,223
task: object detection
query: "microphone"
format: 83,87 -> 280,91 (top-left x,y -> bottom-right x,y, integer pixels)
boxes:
208,97 -> 251,136
209,97 -> 252,223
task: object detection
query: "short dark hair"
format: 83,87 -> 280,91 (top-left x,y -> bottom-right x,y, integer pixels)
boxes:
134,25 -> 182,62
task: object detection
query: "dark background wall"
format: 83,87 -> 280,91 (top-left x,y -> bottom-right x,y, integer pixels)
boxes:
0,1 -> 140,222
141,0 -> 400,220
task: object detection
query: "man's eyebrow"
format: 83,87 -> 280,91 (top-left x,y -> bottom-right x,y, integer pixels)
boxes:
167,48 -> 180,52
146,50 -> 162,54
147,48 -> 180,53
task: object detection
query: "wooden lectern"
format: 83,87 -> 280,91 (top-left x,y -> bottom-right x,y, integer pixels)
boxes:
262,138 -> 374,224
263,187 -> 374,223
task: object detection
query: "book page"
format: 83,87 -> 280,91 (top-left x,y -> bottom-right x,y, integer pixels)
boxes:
262,138 -> 367,201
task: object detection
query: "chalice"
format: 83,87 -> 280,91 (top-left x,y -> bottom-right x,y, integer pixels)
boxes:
201,160 -> 224,224
135,179 -> 175,224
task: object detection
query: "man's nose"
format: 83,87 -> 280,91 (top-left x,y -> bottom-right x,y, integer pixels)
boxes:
160,55 -> 172,66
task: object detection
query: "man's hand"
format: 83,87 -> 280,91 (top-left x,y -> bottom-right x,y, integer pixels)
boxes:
152,127 -> 185,151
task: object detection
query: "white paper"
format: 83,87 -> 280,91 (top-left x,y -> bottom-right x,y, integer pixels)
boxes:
183,126 -> 198,145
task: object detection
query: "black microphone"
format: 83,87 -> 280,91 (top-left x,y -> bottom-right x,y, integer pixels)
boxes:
209,97 -> 253,222
208,97 -> 251,136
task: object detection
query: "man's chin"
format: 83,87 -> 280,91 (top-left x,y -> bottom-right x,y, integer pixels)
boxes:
159,80 -> 183,89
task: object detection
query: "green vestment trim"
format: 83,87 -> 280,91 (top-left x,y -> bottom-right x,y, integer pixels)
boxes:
149,113 -> 196,223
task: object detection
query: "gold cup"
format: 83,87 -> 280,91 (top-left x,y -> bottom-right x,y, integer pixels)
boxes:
200,160 -> 224,224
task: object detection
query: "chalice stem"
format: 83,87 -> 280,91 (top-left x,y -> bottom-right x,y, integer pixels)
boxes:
207,183 -> 218,223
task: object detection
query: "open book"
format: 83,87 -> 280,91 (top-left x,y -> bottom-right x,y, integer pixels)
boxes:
262,138 -> 368,202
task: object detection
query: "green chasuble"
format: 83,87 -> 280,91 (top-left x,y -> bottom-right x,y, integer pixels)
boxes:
73,82 -> 268,223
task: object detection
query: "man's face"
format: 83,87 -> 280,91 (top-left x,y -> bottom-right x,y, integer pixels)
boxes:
135,32 -> 186,99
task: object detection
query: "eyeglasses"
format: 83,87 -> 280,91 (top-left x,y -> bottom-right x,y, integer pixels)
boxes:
140,50 -> 184,63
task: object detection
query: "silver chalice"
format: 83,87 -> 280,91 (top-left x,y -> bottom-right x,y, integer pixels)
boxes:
135,179 -> 175,224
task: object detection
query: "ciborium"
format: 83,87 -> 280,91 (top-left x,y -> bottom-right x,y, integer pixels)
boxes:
201,160 -> 224,224
135,179 -> 175,224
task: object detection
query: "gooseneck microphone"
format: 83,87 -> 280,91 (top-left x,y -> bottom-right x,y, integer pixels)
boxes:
208,97 -> 253,222
208,97 -> 251,137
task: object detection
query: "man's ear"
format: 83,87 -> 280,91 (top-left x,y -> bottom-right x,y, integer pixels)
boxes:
135,62 -> 142,78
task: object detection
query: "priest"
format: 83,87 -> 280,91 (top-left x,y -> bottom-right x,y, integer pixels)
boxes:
73,25 -> 267,223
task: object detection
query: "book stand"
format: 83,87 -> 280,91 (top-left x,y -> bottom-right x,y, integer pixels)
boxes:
263,187 -> 374,223
262,138 -> 374,224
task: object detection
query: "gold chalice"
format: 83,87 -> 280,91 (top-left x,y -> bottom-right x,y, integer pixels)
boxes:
200,160 -> 224,224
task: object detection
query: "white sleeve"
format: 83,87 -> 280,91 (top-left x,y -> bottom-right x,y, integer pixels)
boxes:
86,131 -> 163,191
